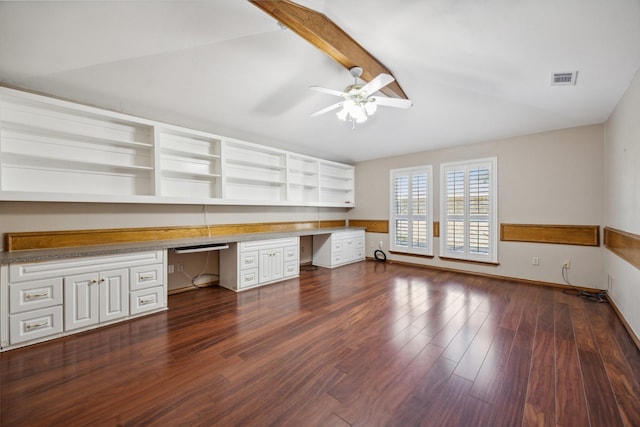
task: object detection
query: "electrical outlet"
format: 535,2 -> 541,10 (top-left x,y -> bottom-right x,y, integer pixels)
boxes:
176,263 -> 184,272
562,260 -> 571,269
532,256 -> 539,266
168,264 -> 175,274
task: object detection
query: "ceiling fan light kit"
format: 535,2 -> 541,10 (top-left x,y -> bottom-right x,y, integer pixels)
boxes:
310,67 -> 412,128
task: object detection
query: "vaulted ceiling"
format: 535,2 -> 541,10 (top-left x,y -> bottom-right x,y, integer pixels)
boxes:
1,0 -> 639,163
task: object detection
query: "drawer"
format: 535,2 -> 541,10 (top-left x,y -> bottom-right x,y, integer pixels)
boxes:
239,251 -> 259,270
9,277 -> 63,314
239,268 -> 259,289
332,239 -> 343,252
283,260 -> 299,277
130,286 -> 166,315
130,264 -> 163,290
354,238 -> 364,249
284,245 -> 298,261
354,247 -> 364,259
10,306 -> 63,345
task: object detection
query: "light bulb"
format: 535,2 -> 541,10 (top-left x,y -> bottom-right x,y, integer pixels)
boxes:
364,99 -> 377,115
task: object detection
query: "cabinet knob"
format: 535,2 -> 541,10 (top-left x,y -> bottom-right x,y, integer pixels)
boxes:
91,280 -> 98,284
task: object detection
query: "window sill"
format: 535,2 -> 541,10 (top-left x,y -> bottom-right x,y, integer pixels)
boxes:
389,251 -> 434,259
439,256 -> 499,267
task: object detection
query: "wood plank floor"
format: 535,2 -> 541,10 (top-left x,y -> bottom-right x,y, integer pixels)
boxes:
2,261 -> 639,426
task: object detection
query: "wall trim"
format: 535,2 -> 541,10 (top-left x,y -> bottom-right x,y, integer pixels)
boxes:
348,219 -> 440,236
604,226 -> 640,271
348,219 -> 388,233
500,224 -> 600,246
4,220 -> 346,252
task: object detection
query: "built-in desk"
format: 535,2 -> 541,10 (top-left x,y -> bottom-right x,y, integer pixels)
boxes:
0,227 -> 364,351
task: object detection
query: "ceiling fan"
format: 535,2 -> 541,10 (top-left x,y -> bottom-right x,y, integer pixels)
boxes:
310,67 -> 413,126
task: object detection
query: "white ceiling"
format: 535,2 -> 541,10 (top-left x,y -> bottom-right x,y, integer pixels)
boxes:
1,0 -> 639,164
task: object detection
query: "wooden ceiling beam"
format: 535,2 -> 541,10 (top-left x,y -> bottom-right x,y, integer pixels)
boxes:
249,0 -> 409,99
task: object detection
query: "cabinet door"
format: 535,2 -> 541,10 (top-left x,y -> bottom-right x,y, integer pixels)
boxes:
259,248 -> 283,284
99,268 -> 129,323
342,238 -> 355,262
64,272 -> 100,331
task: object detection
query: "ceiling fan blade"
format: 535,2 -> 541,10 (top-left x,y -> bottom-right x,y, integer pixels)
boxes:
360,73 -> 395,97
309,85 -> 346,97
371,97 -> 413,109
310,102 -> 343,117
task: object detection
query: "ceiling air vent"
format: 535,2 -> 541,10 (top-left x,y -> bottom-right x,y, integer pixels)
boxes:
551,71 -> 578,86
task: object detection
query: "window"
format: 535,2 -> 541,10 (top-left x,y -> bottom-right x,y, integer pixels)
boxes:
440,158 -> 497,263
389,166 -> 433,255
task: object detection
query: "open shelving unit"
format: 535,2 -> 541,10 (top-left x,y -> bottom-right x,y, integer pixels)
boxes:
157,128 -> 222,200
222,140 -> 288,202
319,160 -> 355,206
287,153 -> 319,203
0,89 -> 155,200
0,87 -> 355,207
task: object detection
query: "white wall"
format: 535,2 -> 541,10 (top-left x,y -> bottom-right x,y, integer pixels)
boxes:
350,125 -> 605,288
604,68 -> 640,337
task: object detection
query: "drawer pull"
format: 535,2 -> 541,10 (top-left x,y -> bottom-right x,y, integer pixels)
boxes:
139,298 -> 155,305
139,275 -> 154,281
25,291 -> 48,300
25,320 -> 48,330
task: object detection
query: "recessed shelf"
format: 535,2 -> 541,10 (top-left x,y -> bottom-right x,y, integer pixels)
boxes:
225,176 -> 286,186
161,147 -> 221,160
226,158 -> 286,171
162,169 -> 221,180
1,119 -> 153,149
2,152 -> 153,173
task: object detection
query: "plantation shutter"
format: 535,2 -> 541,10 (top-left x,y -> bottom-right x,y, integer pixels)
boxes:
390,166 -> 432,255
440,158 -> 497,262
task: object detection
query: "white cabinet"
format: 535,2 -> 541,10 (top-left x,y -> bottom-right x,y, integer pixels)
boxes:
259,247 -> 284,283
64,268 -> 128,331
219,237 -> 299,291
313,230 -> 365,268
0,250 -> 166,351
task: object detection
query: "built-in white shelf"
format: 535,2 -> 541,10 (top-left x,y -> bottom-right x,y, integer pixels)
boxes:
0,87 -> 355,207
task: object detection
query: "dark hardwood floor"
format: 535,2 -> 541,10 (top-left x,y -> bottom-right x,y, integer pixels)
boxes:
2,261 -> 639,426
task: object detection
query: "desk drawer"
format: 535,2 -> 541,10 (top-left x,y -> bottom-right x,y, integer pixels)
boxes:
10,306 -> 63,345
130,264 -> 163,290
239,268 -> 259,288
9,278 -> 63,314
240,251 -> 259,270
